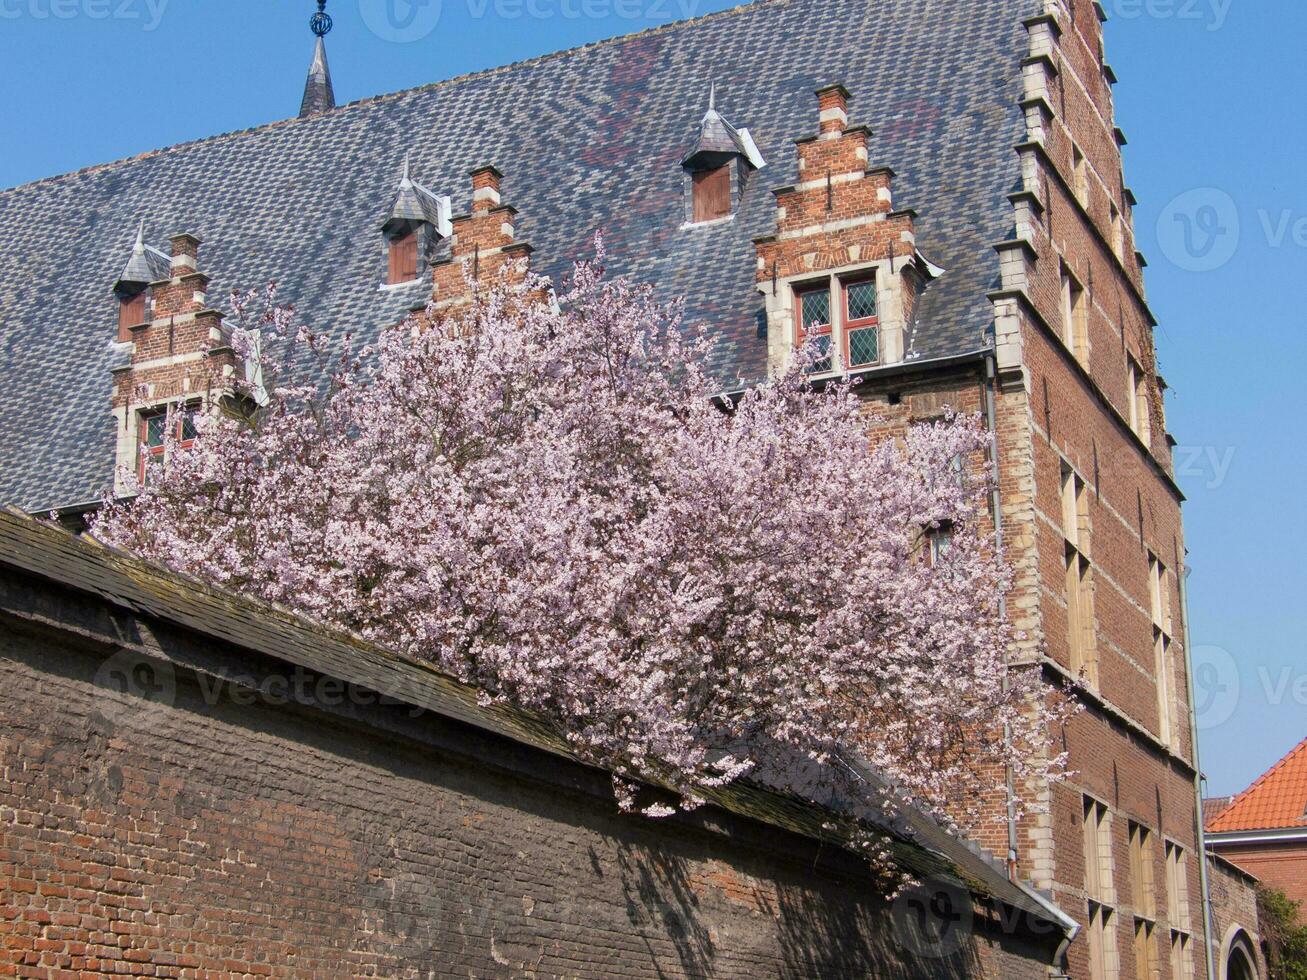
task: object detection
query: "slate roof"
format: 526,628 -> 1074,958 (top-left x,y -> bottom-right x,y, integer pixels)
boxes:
1208,737 -> 1307,834
1203,795 -> 1233,827
0,505 -> 1073,935
0,0 -> 1034,512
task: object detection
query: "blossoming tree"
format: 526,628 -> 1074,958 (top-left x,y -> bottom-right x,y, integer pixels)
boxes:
93,253 -> 1063,837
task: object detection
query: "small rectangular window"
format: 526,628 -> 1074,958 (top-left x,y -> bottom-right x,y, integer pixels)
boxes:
1165,841 -> 1191,933
137,404 -> 198,484
1127,356 -> 1152,446
1063,464 -> 1098,685
842,277 -> 880,368
1110,203 -> 1125,258
118,291 -> 147,341
692,164 -> 732,223
795,284 -> 833,373
388,230 -> 419,284
1150,554 -> 1177,746
1134,919 -> 1159,980
1129,822 -> 1157,920
1072,145 -> 1090,208
924,523 -> 954,567
1061,264 -> 1089,363
1170,932 -> 1194,980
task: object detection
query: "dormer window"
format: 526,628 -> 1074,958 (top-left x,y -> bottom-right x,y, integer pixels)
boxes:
113,221 -> 169,341
792,274 -> 882,374
117,288 -> 149,341
842,276 -> 880,368
681,86 -> 765,226
138,404 -> 197,484
795,283 -> 833,373
380,155 -> 452,288
387,229 -> 419,284
692,164 -> 732,223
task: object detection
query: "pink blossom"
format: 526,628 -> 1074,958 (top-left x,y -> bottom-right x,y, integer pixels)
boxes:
94,254 -> 1067,843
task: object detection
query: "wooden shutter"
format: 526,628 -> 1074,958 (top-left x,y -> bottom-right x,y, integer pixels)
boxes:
388,231 -> 418,284
118,291 -> 146,340
693,165 -> 732,223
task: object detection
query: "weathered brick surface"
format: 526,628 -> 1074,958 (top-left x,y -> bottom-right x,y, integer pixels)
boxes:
1207,856 -> 1267,977
980,12 -> 1243,976
0,590 -> 1059,979
429,168 -> 533,314
1215,842 -> 1307,915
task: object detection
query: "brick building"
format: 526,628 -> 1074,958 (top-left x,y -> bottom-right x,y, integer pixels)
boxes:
0,0 -> 1262,976
1208,739 -> 1307,922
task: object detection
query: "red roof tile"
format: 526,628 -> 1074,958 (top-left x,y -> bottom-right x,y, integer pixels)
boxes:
1208,737 -> 1307,833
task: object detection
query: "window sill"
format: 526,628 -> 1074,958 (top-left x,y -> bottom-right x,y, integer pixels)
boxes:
378,278 -> 428,292
680,214 -> 736,230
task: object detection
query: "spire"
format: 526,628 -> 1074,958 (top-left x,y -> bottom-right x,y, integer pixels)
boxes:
381,155 -> 452,238
115,221 -> 170,290
682,84 -> 767,171
299,2 -> 336,119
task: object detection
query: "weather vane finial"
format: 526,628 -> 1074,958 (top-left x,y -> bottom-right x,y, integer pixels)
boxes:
310,0 -> 332,38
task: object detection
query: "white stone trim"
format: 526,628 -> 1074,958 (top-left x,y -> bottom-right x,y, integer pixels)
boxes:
776,212 -> 892,241
128,351 -> 207,373
761,257 -> 911,377
792,170 -> 865,193
819,106 -> 847,128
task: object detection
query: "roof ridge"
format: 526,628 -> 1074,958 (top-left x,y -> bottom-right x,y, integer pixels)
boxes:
1210,735 -> 1307,831
0,0 -> 790,199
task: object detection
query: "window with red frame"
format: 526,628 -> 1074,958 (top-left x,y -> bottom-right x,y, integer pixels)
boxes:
924,521 -> 954,567
842,276 -> 880,368
794,283 -> 833,373
138,406 -> 197,484
388,230 -> 418,284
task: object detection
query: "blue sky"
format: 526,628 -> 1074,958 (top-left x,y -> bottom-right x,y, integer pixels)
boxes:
1,1 -> 1299,796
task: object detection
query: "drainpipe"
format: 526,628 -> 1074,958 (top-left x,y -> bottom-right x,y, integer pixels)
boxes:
1178,554 -> 1218,980
982,351 -> 1022,883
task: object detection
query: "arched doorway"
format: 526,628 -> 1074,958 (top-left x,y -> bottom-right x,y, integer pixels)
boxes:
1225,930 -> 1259,980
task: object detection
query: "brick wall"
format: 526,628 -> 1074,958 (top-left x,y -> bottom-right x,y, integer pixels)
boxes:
0,556 -> 1061,979
981,5 -> 1242,975
1215,841 -> 1307,917
1207,855 -> 1266,978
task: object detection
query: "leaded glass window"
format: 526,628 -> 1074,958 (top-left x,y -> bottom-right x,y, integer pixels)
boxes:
800,288 -> 831,332
846,279 -> 877,322
847,326 -> 879,367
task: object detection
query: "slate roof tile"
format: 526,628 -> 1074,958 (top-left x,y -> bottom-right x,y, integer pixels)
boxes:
0,0 -> 1035,511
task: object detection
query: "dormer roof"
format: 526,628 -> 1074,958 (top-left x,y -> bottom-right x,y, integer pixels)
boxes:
682,85 -> 766,170
382,155 -> 452,237
114,223 -> 171,291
